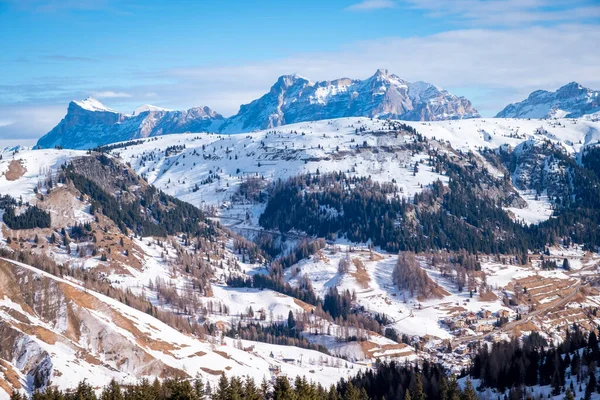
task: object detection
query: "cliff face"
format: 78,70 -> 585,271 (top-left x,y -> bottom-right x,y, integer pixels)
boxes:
36,99 -> 224,150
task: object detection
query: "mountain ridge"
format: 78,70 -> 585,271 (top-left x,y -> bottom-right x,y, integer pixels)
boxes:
496,81 -> 600,119
36,69 -> 480,149
36,99 -> 224,150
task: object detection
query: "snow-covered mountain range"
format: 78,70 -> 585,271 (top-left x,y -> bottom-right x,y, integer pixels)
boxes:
218,69 -> 480,132
496,82 -> 600,119
36,70 -> 480,149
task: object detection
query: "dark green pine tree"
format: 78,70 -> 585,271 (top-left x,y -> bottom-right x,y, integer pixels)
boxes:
552,370 -> 563,396
228,376 -> 243,400
193,373 -> 205,400
327,385 -> 341,400
460,379 -> 477,400
273,376 -> 295,400
294,376 -> 313,400
213,375 -> 231,400
585,373 -> 596,400
244,376 -> 261,400
287,310 -> 296,331
73,380 -> 98,400
411,375 -> 426,400
100,379 -> 123,400
342,382 -> 366,400
260,378 -> 271,400
165,378 -> 197,400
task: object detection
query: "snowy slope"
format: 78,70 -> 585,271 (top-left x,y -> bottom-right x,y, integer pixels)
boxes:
0,258 -> 359,398
100,117 -> 600,227
73,97 -> 117,113
107,118 -> 447,215
0,148 -> 85,202
132,104 -> 170,116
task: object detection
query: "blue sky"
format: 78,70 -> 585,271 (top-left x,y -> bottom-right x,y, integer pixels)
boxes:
1,0 -> 599,143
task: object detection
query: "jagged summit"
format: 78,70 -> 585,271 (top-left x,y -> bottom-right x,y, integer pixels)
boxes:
496,82 -> 600,119
37,69 -> 480,149
218,69 -> 479,133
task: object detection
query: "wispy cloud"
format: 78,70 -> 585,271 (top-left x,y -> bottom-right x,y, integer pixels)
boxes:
2,24 -> 600,141
91,91 -> 132,99
0,0 -> 135,14
401,0 -> 600,26
346,0 -> 396,11
0,0 -> 108,12
43,55 -> 98,63
165,24 -> 600,116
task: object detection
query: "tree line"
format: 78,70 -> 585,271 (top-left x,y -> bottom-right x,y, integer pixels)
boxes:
13,360 -> 482,400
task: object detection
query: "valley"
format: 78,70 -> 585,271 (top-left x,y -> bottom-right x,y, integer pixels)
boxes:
1,113 -> 600,398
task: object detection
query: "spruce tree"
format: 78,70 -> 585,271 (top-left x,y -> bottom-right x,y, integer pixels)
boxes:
229,376 -> 243,400
411,375 -> 426,400
461,379 -> 477,400
213,375 -> 231,400
100,379 -> 123,400
327,385 -> 340,400
244,376 -> 261,400
564,388 -> 575,400
273,376 -> 295,400
260,378 -> 271,400
585,373 -> 596,400
193,373 -> 205,400
287,310 -> 296,330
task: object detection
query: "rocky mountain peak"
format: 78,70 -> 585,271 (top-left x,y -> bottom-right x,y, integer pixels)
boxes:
38,70 -> 480,148
555,81 -> 587,98
496,82 -> 600,119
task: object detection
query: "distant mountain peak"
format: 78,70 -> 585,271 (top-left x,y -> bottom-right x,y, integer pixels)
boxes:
372,68 -> 390,79
132,104 -> 170,116
272,74 -> 313,90
366,68 -> 405,85
37,100 -> 224,149
72,97 -> 116,113
497,82 -> 600,119
38,70 -> 480,149
218,70 -> 478,133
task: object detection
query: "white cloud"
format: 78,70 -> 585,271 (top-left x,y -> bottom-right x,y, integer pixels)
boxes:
0,104 -> 67,140
2,24 -> 600,141
346,0 -> 396,11
401,0 -> 600,26
91,91 -> 132,99
165,24 -> 600,116
1,0 -> 114,12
